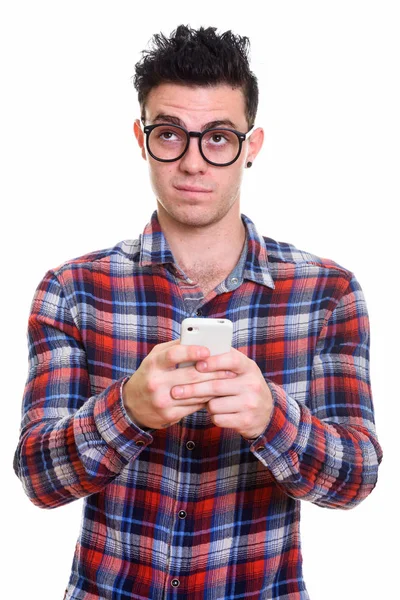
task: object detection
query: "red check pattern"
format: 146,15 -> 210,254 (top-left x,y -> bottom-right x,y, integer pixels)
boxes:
14,211 -> 382,599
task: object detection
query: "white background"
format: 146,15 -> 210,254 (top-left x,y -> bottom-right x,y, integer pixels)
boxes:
1,1 -> 399,598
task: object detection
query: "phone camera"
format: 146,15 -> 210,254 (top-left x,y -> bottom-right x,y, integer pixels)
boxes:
187,327 -> 193,332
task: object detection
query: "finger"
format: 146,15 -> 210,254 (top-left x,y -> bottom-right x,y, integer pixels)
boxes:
172,365 -> 237,387
206,396 -> 243,414
170,395 -> 215,406
158,344 -> 210,370
195,347 -> 246,374
161,402 -> 206,424
170,378 -> 239,401
208,411 -> 244,430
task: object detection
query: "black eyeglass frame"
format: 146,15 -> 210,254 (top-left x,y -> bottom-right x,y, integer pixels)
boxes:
143,123 -> 254,167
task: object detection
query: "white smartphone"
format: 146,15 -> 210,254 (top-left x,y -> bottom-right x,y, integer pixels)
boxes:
179,317 -> 233,368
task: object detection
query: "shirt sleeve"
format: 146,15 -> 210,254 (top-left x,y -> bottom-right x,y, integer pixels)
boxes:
13,270 -> 153,509
249,272 -> 383,509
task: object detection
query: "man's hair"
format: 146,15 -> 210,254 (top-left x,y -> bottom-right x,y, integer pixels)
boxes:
133,25 -> 258,128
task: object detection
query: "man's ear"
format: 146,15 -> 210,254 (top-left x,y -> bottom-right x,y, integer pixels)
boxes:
133,119 -> 147,161
246,127 -> 264,166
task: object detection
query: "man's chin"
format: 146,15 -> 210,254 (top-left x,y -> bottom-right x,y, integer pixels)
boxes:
157,203 -> 224,229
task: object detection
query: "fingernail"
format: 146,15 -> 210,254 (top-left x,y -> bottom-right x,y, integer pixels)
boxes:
173,386 -> 184,397
197,361 -> 208,371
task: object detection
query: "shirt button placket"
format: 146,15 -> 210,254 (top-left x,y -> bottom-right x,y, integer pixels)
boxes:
167,441 -> 193,593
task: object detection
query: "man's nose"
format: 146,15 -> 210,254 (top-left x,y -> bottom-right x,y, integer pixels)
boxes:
178,136 -> 208,173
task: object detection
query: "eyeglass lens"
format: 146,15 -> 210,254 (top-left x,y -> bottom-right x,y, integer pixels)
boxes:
147,125 -> 240,164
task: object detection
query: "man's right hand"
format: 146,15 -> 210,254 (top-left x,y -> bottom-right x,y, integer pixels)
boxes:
122,339 -> 236,430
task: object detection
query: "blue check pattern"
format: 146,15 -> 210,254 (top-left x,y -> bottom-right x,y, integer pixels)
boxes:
14,211 -> 382,599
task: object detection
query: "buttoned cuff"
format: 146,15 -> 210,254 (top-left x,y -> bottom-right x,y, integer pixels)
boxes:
248,379 -> 312,481
93,377 -> 153,462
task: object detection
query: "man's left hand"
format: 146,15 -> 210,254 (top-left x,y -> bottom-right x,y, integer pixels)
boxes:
170,348 -> 274,439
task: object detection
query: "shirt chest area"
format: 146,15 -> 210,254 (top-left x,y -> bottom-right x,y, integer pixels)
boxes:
77,267 -> 331,404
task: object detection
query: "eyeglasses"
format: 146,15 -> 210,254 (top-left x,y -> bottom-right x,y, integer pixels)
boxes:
143,123 -> 254,167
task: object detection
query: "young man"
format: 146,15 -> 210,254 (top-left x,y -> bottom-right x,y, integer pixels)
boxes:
14,25 -> 382,600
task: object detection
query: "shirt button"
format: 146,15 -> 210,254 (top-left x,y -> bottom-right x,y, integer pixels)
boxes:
186,441 -> 195,450
195,309 -> 202,316
135,440 -> 145,446
178,510 -> 187,519
231,277 -> 239,285
256,446 -> 264,452
171,579 -> 180,587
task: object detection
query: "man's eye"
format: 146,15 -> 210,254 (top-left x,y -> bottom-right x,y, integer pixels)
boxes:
207,132 -> 232,146
160,131 -> 177,140
211,134 -> 225,143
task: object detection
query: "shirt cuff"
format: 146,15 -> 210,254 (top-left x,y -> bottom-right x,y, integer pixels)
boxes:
93,377 -> 154,462
248,379 -> 312,481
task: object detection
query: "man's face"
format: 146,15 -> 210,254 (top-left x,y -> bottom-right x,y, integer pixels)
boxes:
134,83 -> 263,229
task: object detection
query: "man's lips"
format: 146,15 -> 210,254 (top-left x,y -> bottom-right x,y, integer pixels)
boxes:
174,185 -> 213,193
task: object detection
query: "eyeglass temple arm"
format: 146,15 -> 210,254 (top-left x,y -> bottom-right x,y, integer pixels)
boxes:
245,125 -> 255,139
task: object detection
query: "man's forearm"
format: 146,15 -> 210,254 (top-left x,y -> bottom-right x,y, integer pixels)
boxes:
248,379 -> 382,509
14,377 -> 152,509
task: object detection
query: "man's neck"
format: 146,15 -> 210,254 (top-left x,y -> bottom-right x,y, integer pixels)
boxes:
156,203 -> 246,280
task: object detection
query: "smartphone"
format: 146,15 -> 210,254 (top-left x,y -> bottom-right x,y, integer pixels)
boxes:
179,317 -> 233,368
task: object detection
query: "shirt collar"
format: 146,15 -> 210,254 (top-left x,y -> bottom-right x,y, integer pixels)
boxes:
139,210 -> 175,267
139,210 -> 275,290
241,214 -> 275,289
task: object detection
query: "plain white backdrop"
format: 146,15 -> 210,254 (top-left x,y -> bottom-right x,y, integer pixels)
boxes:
1,1 -> 399,598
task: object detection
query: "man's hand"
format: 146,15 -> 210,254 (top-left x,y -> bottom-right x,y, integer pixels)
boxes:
122,340 -> 237,430
170,348 -> 274,439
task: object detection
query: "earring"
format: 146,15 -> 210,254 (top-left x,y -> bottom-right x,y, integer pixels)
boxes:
246,161 -> 253,168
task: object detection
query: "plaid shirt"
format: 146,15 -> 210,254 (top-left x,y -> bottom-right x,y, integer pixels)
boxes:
14,211 -> 382,600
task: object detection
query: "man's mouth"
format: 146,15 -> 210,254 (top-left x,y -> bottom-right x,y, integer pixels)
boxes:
174,185 -> 213,193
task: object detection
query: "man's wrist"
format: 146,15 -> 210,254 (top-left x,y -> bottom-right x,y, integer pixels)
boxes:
121,380 -> 146,429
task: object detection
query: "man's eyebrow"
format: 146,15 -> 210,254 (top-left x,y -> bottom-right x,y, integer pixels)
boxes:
203,119 -> 237,130
150,114 -> 238,131
152,114 -> 185,127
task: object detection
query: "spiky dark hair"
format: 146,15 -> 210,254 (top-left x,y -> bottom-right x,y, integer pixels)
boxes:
133,25 -> 258,127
